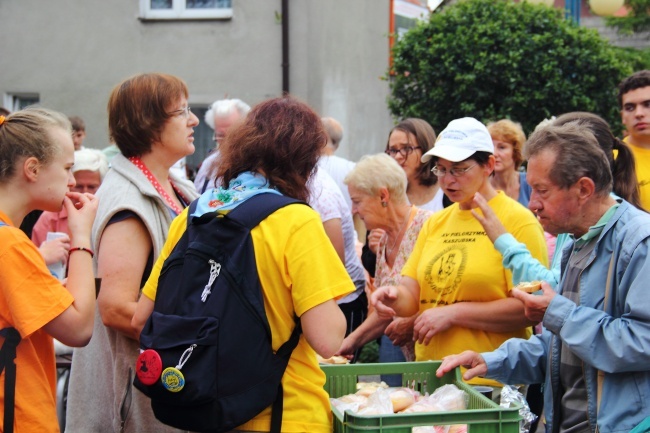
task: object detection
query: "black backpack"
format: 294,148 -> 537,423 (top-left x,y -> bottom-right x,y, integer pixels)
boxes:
0,221 -> 21,433
134,193 -> 304,433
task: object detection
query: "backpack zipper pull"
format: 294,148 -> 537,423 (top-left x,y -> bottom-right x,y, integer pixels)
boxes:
160,344 -> 197,393
176,344 -> 196,370
201,259 -> 221,302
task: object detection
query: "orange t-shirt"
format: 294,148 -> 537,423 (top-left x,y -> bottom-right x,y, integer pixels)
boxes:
0,211 -> 74,432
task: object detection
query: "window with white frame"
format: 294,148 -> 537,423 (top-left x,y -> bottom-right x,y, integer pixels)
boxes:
3,93 -> 40,112
140,0 -> 232,20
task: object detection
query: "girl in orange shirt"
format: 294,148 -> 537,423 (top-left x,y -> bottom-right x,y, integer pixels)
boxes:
0,108 -> 98,432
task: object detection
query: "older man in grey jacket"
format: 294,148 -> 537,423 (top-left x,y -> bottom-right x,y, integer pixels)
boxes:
436,121 -> 650,433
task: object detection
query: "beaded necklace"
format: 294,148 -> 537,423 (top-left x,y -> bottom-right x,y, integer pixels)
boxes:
128,156 -> 188,215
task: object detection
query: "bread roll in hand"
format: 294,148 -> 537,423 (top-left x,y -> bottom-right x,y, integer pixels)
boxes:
513,281 -> 542,293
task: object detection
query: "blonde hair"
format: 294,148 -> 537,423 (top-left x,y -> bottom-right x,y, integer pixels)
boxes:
344,153 -> 408,205
0,107 -> 71,183
487,119 -> 526,169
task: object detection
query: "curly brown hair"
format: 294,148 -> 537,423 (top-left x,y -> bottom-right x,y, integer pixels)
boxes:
216,96 -> 326,202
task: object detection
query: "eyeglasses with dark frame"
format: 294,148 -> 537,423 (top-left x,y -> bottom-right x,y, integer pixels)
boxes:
168,106 -> 192,119
385,146 -> 419,158
431,163 -> 478,178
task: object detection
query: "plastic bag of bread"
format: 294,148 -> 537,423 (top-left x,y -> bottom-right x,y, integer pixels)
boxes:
412,427 -> 444,433
386,387 -> 420,412
355,381 -> 389,397
400,398 -> 446,413
400,384 -> 467,413
412,425 -> 467,433
356,387 -> 394,415
330,393 -> 368,413
430,384 -> 468,411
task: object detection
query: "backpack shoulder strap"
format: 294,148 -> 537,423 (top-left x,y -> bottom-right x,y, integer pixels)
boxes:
186,193 -> 306,230
228,194 -> 304,433
0,223 -> 21,433
227,193 -> 305,229
187,199 -> 199,228
0,327 -> 21,433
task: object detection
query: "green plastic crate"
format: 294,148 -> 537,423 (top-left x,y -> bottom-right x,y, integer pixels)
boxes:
322,361 -> 522,433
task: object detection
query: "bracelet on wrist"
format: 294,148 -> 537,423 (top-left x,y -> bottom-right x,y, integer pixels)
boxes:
69,247 -> 94,258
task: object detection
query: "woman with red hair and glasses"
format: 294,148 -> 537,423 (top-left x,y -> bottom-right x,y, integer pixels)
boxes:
133,96 -> 353,433
66,73 -> 199,433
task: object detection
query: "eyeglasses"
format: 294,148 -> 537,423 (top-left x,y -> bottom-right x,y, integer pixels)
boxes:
432,163 -> 478,178
385,146 -> 419,158
169,106 -> 192,119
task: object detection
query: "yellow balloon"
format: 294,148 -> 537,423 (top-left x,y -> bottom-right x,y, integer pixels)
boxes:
589,0 -> 625,16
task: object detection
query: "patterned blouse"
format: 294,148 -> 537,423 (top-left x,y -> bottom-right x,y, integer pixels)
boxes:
374,206 -> 434,360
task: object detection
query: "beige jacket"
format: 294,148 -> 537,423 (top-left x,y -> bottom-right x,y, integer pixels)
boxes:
66,153 -> 198,433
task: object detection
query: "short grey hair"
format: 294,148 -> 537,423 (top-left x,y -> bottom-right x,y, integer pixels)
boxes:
344,153 -> 408,205
524,122 -> 612,196
73,148 -> 109,180
204,99 -> 251,130
322,117 -> 343,150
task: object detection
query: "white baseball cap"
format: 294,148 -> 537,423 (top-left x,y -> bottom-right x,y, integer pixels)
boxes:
421,117 -> 494,163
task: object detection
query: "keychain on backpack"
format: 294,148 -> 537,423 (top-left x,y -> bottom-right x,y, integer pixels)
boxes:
161,344 -> 196,392
201,259 -> 221,302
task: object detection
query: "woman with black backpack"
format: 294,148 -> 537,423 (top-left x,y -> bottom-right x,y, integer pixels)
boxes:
133,96 -> 354,433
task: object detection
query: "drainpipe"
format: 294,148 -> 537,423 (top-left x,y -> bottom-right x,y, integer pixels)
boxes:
282,0 -> 289,95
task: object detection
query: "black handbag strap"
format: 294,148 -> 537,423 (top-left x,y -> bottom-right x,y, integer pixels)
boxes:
0,327 -> 21,433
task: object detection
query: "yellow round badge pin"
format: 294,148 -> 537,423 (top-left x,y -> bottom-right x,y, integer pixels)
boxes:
161,366 -> 185,392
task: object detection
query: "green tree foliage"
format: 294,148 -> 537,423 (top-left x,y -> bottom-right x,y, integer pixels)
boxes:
613,46 -> 650,71
605,0 -> 650,35
387,0 -> 641,135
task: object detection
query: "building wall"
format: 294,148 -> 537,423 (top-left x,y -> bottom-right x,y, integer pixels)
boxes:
291,2 -> 394,159
582,17 -> 650,50
0,0 -> 393,163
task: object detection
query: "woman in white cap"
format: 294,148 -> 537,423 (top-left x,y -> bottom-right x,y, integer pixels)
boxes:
371,117 -> 548,392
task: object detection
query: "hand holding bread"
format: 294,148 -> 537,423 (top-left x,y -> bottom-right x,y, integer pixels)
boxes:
510,280 -> 556,323
513,281 -> 542,293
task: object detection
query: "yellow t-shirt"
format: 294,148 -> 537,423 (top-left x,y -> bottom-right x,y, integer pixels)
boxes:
142,203 -> 354,433
624,137 -> 650,211
401,192 -> 548,386
0,212 -> 74,432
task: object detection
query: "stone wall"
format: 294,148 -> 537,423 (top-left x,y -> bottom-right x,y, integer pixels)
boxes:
582,16 -> 650,49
